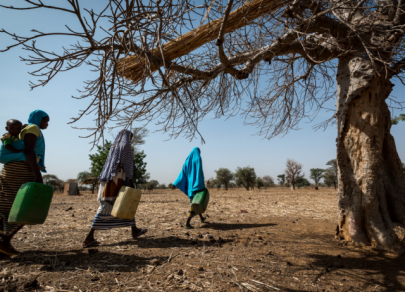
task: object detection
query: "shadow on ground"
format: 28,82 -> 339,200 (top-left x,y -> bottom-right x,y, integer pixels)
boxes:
1,249 -> 167,273
200,222 -> 277,230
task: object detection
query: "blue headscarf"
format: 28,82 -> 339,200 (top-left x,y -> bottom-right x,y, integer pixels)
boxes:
28,110 -> 48,173
174,147 -> 205,199
99,130 -> 134,182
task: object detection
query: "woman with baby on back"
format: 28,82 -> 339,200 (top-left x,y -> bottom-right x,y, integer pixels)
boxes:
0,110 -> 49,256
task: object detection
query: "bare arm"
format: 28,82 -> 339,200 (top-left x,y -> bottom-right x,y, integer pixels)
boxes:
24,133 -> 42,183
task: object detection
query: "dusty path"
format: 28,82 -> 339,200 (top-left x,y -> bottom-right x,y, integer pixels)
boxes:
0,188 -> 403,291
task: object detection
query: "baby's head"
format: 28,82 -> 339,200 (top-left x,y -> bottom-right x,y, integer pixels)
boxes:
6,119 -> 23,137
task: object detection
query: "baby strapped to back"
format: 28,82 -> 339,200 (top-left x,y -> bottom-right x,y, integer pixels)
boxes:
1,119 -> 26,153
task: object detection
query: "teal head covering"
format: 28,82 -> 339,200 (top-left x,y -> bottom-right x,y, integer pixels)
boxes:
174,147 -> 205,199
28,110 -> 49,173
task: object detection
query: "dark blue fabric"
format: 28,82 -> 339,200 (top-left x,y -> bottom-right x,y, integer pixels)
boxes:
174,147 -> 205,199
99,130 -> 134,182
28,110 -> 48,173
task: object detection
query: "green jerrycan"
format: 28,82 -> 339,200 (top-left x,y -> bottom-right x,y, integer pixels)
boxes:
191,188 -> 210,214
8,182 -> 54,225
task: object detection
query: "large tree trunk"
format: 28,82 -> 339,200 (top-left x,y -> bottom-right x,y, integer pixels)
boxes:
335,54 -> 405,253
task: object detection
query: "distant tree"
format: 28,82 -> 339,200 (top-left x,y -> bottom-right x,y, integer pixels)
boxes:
66,178 -> 78,183
326,159 -> 338,174
215,168 -> 234,190
133,151 -> 148,187
323,159 -> 338,190
211,179 -> 222,189
43,174 -> 64,192
77,171 -> 99,194
403,163 -> 405,175
277,174 -> 286,189
262,175 -> 274,188
310,168 -> 325,190
159,184 -> 167,189
89,141 -> 112,179
323,169 -> 337,189
256,177 -> 264,189
229,182 -> 236,189
234,167 -> 256,191
285,159 -> 304,191
296,178 -> 311,189
168,183 -> 174,189
146,180 -> 159,191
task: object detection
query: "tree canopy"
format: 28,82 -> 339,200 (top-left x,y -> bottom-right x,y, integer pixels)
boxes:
215,168 -> 234,191
234,166 -> 256,191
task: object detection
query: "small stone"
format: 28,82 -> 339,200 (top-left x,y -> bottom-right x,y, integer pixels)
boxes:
91,277 -> 100,281
337,254 -> 342,258
185,232 -> 190,236
65,207 -> 73,211
72,213 -> 75,217
167,274 -> 174,280
206,234 -> 214,239
198,267 -> 204,271
177,269 -> 184,276
198,234 -> 203,239
150,259 -> 160,266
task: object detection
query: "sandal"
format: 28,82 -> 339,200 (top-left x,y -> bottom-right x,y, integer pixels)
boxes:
185,225 -> 194,229
82,240 -> 100,248
132,228 -> 148,239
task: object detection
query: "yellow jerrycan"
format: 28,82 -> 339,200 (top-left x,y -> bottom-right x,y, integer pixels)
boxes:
111,186 -> 142,220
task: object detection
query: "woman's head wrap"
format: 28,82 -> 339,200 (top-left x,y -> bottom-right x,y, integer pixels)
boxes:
173,147 -> 205,199
28,110 -> 49,173
99,130 -> 134,182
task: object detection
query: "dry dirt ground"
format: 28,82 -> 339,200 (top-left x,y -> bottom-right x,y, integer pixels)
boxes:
1,188 -> 404,292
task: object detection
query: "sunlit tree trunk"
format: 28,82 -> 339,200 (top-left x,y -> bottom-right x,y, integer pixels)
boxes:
335,54 -> 405,252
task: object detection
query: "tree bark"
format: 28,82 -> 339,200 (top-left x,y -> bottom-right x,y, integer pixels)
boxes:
291,184 -> 295,191
335,54 -> 405,253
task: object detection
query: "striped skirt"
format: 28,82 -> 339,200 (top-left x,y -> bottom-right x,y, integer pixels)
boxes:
91,200 -> 136,230
0,162 -> 35,236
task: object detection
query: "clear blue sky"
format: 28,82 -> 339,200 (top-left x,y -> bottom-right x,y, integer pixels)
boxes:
1,2 -> 404,185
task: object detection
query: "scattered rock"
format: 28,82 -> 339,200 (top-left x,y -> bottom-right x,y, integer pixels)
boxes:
71,213 -> 75,217
206,234 -> 213,239
337,254 -> 342,258
240,210 -> 248,213
185,232 -> 190,236
209,238 -> 216,243
286,261 -> 292,266
198,234 -> 203,239
150,259 -> 160,266
91,277 -> 100,281
198,267 -> 204,271
167,274 -> 174,280
177,269 -> 184,276
65,207 -> 73,211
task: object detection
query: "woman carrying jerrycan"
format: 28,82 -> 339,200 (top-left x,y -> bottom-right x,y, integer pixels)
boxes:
0,110 -> 50,256
173,147 -> 210,229
83,129 -> 147,248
